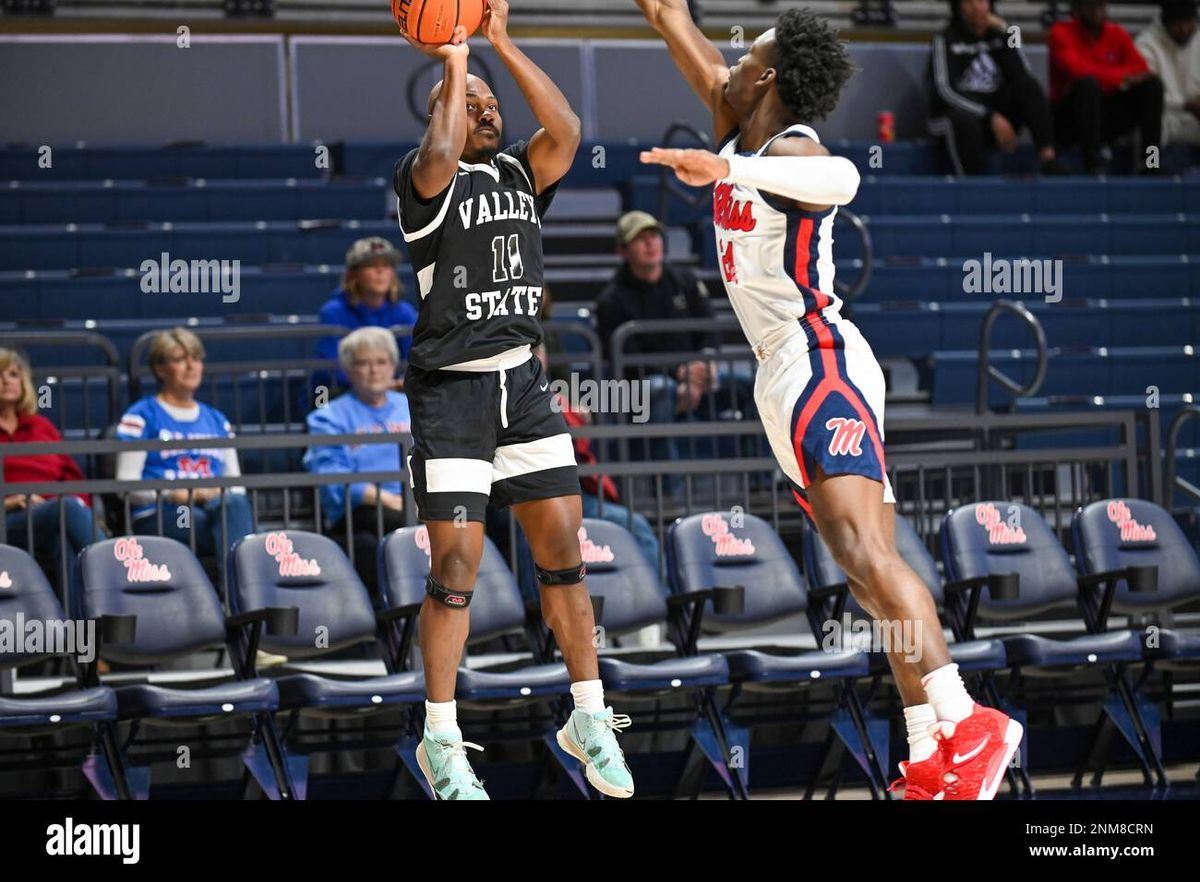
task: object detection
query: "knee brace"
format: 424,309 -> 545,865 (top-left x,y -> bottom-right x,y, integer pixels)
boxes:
535,562 -> 587,586
425,574 -> 473,608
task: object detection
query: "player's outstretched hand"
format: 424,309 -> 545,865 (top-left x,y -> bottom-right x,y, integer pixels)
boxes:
640,147 -> 729,187
403,25 -> 470,60
482,0 -> 511,44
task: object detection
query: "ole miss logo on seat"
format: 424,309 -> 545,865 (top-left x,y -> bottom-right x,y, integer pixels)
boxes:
825,417 -> 866,457
264,532 -> 321,577
113,537 -> 173,583
0,571 -> 11,589
1106,501 -> 1156,543
974,503 -> 1026,546
414,525 -> 431,559
701,513 -> 755,557
577,526 -> 613,564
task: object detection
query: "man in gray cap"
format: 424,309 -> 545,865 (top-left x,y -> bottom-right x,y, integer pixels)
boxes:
314,236 -> 417,392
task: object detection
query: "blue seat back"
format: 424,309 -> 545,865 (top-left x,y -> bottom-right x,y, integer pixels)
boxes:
575,519 -> 667,636
0,545 -> 71,671
378,526 -> 527,645
940,501 -> 1077,620
230,530 -> 376,658
77,536 -> 226,664
1072,499 -> 1200,612
801,514 -> 944,614
667,511 -> 806,629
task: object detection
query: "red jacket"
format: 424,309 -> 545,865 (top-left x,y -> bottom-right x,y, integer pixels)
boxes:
557,394 -> 619,504
1,413 -> 91,506
1048,18 -> 1149,102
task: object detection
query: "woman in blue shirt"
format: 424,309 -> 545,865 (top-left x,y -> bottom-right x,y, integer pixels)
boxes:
315,236 -> 418,394
116,328 -> 255,563
305,327 -> 411,592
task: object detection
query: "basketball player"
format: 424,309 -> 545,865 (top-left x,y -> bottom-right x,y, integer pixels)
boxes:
634,2 -> 1022,799
394,0 -> 633,799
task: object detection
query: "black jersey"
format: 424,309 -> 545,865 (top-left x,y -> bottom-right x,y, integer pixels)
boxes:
393,141 -> 560,370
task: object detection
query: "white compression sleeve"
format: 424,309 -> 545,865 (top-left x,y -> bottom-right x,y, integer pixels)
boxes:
724,153 -> 861,206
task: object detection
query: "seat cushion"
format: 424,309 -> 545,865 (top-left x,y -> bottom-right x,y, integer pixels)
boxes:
598,654 -> 729,692
949,639 -> 1010,673
0,686 -> 118,727
725,648 -> 869,684
1002,630 -> 1143,670
114,678 -> 279,719
275,671 -> 425,711
455,663 -> 572,701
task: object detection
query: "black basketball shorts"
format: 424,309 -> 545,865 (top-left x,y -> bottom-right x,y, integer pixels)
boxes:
404,352 -> 580,522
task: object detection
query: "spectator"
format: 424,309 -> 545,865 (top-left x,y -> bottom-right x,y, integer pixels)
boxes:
1136,0 -> 1200,147
304,327 -> 410,594
1049,0 -> 1165,174
116,328 -> 254,562
537,344 -> 660,569
1,348 -> 99,589
928,0 -> 1064,174
314,236 -> 418,397
595,211 -> 724,467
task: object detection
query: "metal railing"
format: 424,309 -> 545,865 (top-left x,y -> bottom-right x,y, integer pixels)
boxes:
975,299 -> 1049,414
1165,405 -> 1200,508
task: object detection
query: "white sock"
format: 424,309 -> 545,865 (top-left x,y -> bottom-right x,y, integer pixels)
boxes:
921,663 -> 975,724
904,703 -> 939,763
570,679 -> 606,715
425,699 -> 458,736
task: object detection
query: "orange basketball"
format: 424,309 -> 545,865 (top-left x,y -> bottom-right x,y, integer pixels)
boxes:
393,0 -> 487,44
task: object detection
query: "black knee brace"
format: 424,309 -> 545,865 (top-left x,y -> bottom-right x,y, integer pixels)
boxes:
535,562 -> 587,586
425,574 -> 473,608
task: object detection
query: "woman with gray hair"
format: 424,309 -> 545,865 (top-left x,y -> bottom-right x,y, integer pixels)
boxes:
304,326 -> 412,591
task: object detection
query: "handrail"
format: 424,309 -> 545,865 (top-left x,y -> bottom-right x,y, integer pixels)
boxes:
975,299 -> 1048,414
1164,405 -> 1200,506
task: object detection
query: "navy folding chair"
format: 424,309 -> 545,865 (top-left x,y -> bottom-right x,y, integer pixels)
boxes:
378,526 -> 581,798
800,514 -> 1028,794
0,544 -> 128,798
229,530 -> 426,800
76,536 -> 294,799
668,511 -> 884,799
941,501 -> 1164,789
571,518 -> 743,799
1073,499 -> 1200,781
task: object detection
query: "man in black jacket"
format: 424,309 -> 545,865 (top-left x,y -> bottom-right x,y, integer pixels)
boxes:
928,0 -> 1063,174
596,210 -> 739,473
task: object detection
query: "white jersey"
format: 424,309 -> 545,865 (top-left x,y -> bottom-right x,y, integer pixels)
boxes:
714,122 -> 894,507
714,123 -> 843,360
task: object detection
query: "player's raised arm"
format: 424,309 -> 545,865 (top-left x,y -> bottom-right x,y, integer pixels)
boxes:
484,0 -> 581,193
633,0 -> 738,141
407,29 -> 471,200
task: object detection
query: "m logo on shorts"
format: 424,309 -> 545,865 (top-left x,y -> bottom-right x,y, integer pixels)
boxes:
825,418 -> 866,457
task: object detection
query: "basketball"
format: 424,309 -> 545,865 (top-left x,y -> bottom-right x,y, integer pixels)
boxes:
392,0 -> 487,44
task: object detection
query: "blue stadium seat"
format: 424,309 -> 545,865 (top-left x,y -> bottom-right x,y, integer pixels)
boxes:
667,511 -> 885,799
75,535 -> 295,799
940,502 -> 1166,788
0,544 -> 128,798
1072,499 -> 1200,671
572,518 -> 742,799
230,530 -> 426,799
